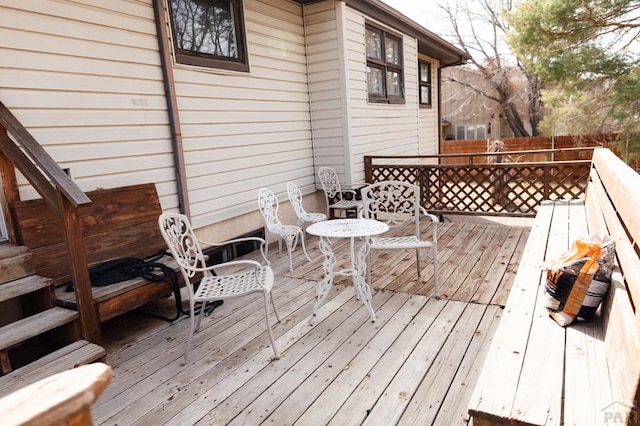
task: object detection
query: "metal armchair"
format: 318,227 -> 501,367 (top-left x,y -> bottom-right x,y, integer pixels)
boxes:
286,181 -> 326,242
158,212 -> 280,365
258,188 -> 311,272
360,180 -> 440,297
317,166 -> 363,218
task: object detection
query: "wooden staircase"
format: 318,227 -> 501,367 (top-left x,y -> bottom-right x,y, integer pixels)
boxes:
0,243 -> 105,397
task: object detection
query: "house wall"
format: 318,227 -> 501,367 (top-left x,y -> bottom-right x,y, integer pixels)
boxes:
0,0 -> 445,245
0,0 -> 326,243
303,2 -> 441,187
301,0 -> 348,188
342,5 -> 439,184
0,0 -> 179,209
167,0 -> 318,231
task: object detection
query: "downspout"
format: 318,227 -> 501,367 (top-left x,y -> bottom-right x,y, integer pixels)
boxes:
302,3 -> 319,189
437,66 -> 443,160
153,0 -> 190,217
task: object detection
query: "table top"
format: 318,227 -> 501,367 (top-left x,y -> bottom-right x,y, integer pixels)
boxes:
306,219 -> 389,238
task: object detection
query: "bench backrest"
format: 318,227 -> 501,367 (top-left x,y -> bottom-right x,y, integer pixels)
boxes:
10,183 -> 165,286
585,148 -> 640,419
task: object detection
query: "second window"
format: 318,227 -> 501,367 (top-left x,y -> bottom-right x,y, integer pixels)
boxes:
365,23 -> 404,104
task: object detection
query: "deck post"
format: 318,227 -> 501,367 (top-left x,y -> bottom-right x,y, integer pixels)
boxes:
57,190 -> 102,345
0,126 -> 19,243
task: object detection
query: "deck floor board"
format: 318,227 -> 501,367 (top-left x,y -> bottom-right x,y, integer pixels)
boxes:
94,219 -> 530,425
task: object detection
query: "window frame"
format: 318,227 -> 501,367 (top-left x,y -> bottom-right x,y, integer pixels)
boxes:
365,23 -> 405,105
167,0 -> 250,73
418,60 -> 432,107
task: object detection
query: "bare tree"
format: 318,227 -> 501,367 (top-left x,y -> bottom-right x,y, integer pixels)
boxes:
439,0 -> 542,137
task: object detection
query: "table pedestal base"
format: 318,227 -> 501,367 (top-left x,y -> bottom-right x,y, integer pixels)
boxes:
312,236 -> 376,322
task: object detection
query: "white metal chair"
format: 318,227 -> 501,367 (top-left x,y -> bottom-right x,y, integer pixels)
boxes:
360,180 -> 440,297
258,188 -> 311,272
158,212 -> 280,365
286,181 -> 326,241
317,166 -> 363,218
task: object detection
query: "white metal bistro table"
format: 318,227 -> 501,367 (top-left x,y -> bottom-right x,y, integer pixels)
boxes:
306,218 -> 389,322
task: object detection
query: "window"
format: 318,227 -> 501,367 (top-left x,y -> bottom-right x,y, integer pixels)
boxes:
168,0 -> 249,72
455,124 -> 486,140
365,24 -> 404,104
466,125 -> 476,140
419,61 -> 432,106
476,125 -> 486,139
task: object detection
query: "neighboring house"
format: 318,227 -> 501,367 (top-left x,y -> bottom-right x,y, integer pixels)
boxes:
440,65 -> 531,142
0,0 -> 468,241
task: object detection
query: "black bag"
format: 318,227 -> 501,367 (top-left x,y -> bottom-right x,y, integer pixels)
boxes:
66,251 -> 222,321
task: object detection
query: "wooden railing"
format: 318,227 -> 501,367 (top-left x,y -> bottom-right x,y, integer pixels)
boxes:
364,148 -> 595,217
0,101 -> 101,344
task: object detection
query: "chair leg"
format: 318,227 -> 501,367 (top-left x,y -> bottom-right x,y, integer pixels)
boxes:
182,313 -> 196,366
299,230 -> 312,262
264,229 -> 271,260
432,245 -> 440,298
284,235 -> 295,272
263,292 -> 280,359
194,301 -> 206,332
270,292 -> 281,323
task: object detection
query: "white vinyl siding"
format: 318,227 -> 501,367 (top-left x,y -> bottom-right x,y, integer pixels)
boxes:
0,0 -> 179,208
343,6 -> 430,183
303,0 -> 350,184
170,0 -> 313,229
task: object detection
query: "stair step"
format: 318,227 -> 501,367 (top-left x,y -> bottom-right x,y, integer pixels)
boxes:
0,307 -> 79,351
0,244 -> 34,284
0,340 -> 106,397
0,244 -> 30,261
0,275 -> 52,304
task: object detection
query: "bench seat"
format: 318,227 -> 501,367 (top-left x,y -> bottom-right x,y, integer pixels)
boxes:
468,149 -> 640,425
54,256 -> 179,322
10,183 -> 179,323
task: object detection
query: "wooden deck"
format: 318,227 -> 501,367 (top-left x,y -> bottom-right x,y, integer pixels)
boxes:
92,219 -> 531,425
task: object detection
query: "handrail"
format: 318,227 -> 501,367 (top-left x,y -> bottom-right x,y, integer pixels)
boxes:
366,146 -> 597,165
0,101 -> 101,345
0,101 -> 90,208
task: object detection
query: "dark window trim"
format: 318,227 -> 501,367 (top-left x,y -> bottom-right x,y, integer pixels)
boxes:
366,22 -> 404,104
419,60 -> 432,108
168,0 -> 250,73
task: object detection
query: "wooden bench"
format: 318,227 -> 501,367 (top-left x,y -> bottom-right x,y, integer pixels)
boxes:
468,148 -> 640,425
0,362 -> 111,425
9,183 -> 179,322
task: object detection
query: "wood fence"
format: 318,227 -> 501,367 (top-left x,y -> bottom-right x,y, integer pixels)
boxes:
440,133 -> 640,173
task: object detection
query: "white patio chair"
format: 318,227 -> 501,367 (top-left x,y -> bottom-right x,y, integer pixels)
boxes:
158,212 -> 280,365
317,166 -> 363,218
286,181 -> 326,241
258,188 -> 311,272
360,180 -> 440,297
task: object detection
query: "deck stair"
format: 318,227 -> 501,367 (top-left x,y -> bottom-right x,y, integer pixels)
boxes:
0,243 -> 105,397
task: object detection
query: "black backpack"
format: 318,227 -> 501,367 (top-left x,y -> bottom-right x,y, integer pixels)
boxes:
66,251 -> 222,321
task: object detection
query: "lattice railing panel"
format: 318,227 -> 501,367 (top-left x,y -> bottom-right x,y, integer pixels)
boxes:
368,161 -> 591,216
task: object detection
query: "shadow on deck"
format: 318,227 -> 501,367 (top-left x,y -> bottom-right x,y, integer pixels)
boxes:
93,218 -> 531,425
